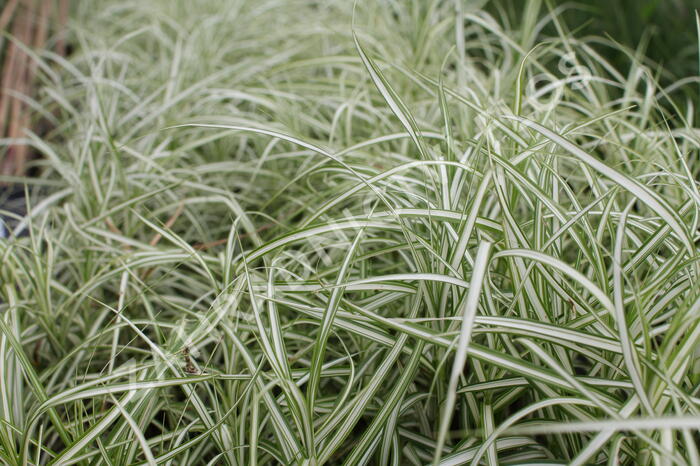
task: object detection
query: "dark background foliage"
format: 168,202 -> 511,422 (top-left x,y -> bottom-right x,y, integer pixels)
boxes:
494,0 -> 698,81
489,0 -> 700,120
562,0 -> 697,78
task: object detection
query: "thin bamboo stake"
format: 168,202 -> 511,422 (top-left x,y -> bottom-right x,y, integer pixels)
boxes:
0,0 -> 66,177
1,0 -> 33,176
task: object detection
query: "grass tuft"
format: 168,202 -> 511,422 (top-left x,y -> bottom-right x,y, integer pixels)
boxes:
1,1 -> 699,464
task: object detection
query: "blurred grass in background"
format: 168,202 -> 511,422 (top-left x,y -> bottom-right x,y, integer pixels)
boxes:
502,0 -> 697,73
493,0 -> 700,102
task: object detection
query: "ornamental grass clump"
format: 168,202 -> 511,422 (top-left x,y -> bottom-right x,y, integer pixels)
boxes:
0,1 -> 698,464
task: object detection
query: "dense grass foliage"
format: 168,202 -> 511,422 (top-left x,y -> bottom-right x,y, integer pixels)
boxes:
1,1 -> 699,464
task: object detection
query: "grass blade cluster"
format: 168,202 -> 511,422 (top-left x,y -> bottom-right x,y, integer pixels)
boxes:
0,1 -> 699,464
